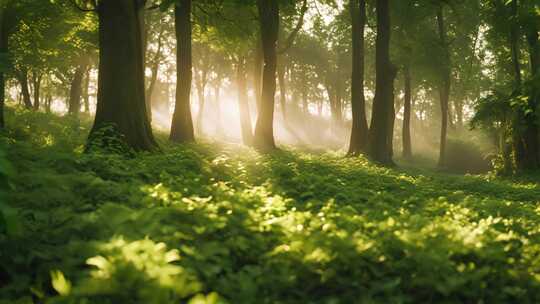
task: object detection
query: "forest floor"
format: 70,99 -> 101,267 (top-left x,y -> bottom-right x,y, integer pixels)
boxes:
2,107 -> 540,304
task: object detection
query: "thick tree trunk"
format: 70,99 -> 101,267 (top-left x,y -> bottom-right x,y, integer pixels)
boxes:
32,71 -> 41,111
91,0 -> 156,151
348,0 -> 369,155
518,18 -> 540,169
18,69 -> 32,109
367,0 -> 396,165
237,57 -> 253,145
402,65 -> 412,159
170,0 -> 195,142
69,62 -> 87,115
437,5 -> 451,168
253,0 -> 279,150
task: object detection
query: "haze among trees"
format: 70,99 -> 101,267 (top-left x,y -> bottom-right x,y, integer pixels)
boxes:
1,0 -> 540,303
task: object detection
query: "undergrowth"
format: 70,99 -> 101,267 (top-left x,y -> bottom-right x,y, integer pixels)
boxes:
2,107 -> 540,303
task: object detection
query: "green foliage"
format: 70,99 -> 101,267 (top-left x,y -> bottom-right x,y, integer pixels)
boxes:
3,108 -> 540,303
85,123 -> 135,156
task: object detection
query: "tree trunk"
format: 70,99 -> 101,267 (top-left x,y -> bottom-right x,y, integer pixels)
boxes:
402,65 -> 412,159
527,22 -> 539,75
367,0 -> 396,165
170,0 -> 195,142
32,71 -> 41,111
509,0 -> 522,86
45,94 -> 52,113
253,42 -> 263,114
214,81 -> 222,135
83,67 -> 90,112
237,56 -> 253,145
18,69 -> 32,109
455,98 -> 463,129
253,0 -> 279,150
145,28 -> 164,123
90,0 -> 156,151
519,17 -> 540,169
195,71 -> 206,135
0,6 -> 6,128
348,0 -> 369,155
437,4 -> 451,168
69,61 -> 87,115
335,78 -> 343,126
302,81 -> 308,115
278,62 -> 287,121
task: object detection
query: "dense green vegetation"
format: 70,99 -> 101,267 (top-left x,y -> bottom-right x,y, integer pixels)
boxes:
3,108 -> 540,303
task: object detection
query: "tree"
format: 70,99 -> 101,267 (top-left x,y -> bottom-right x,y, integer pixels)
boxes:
89,0 -> 156,151
436,3 -> 451,167
252,0 -> 279,150
68,57 -> 88,115
402,65 -> 412,158
237,55 -> 253,145
348,0 -> 369,155
368,0 -> 396,165
170,0 -> 195,143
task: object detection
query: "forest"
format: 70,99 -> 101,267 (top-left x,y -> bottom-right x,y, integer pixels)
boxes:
0,0 -> 540,303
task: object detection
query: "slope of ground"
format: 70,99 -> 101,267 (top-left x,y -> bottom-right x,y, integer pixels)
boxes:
2,107 -> 540,303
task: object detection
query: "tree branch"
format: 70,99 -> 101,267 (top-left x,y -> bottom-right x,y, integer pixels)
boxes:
277,0 -> 308,54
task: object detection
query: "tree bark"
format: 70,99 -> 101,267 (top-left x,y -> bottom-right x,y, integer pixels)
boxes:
510,0 -> 522,86
83,67 -> 90,112
278,62 -> 287,121
253,0 -> 279,150
69,61 -> 87,115
348,0 -> 369,155
519,16 -> 540,169
170,0 -> 195,142
527,22 -> 539,75
195,70 -> 207,135
367,0 -> 396,164
145,26 -> 165,123
32,71 -> 41,111
0,5 -> 6,128
455,98 -> 463,129
302,80 -> 308,115
90,0 -> 156,151
214,80 -> 222,135
237,56 -> 253,145
436,4 -> 451,168
402,65 -> 412,159
253,42 -> 263,114
18,68 -> 32,109
45,94 -> 52,113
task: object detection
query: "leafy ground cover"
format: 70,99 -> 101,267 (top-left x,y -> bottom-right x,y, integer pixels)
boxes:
2,107 -> 540,303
